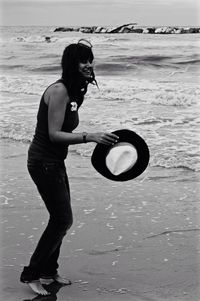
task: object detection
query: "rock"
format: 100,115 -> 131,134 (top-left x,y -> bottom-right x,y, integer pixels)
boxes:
174,29 -> 182,34
142,28 -> 149,34
109,23 -> 137,33
106,27 -> 117,33
154,28 -> 160,34
142,27 -> 156,34
126,24 -> 135,30
101,28 -> 108,33
94,26 -> 103,33
54,27 -> 74,32
119,27 -> 132,33
170,27 -> 178,33
147,27 -> 156,34
132,28 -> 143,33
165,27 -> 173,34
161,27 -> 172,34
73,27 -> 80,32
79,27 -> 94,33
188,27 -> 200,33
54,25 -> 200,35
183,27 -> 191,33
155,27 -> 168,34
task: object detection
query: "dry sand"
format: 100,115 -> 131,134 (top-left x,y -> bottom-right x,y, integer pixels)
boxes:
0,140 -> 200,301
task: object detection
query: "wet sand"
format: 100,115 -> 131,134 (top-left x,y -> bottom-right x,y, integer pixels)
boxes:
0,140 -> 200,301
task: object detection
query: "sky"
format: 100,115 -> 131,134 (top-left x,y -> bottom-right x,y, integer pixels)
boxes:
0,0 -> 199,27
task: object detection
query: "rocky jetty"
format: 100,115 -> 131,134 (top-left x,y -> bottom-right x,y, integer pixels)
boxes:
54,23 -> 200,34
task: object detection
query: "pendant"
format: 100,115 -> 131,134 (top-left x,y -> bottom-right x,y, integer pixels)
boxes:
70,102 -> 78,111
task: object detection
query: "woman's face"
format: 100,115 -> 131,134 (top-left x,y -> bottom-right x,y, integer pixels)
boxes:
78,59 -> 94,79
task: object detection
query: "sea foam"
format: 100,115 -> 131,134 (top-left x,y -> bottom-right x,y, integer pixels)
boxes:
0,27 -> 199,173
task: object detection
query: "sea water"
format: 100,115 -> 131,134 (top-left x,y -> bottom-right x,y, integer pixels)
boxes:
0,26 -> 200,172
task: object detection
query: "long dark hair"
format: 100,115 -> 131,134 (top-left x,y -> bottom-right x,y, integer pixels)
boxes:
61,40 -> 97,103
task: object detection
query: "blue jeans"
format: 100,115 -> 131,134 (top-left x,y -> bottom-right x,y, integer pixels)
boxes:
20,161 -> 73,282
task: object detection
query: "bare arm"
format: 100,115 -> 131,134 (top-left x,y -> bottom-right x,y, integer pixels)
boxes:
47,84 -> 118,145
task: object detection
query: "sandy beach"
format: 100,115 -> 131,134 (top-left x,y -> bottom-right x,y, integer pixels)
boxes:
0,140 -> 199,301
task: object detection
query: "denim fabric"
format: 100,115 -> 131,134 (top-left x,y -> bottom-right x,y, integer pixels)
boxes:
20,161 -> 73,282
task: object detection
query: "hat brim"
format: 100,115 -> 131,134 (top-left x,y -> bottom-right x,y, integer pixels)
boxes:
91,129 -> 150,181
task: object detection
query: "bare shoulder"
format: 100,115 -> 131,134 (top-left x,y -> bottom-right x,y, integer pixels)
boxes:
44,82 -> 69,105
51,82 -> 67,95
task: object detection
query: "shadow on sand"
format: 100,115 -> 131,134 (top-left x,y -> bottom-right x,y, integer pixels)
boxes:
22,281 -> 63,301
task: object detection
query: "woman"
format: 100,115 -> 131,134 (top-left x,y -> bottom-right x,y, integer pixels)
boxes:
20,39 -> 119,295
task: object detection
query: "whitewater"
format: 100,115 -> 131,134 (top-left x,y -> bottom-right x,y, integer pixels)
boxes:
0,26 -> 200,171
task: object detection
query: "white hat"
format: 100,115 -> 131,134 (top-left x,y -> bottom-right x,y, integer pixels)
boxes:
106,142 -> 138,176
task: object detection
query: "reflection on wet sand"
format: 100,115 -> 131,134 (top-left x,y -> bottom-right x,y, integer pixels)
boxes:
22,281 -> 63,301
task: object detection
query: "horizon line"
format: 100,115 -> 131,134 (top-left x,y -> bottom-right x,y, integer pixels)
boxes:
1,24 -> 200,27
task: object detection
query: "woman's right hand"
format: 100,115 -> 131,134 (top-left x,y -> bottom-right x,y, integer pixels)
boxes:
88,132 -> 119,145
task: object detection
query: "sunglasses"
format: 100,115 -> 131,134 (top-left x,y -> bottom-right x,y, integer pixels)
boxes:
77,39 -> 93,49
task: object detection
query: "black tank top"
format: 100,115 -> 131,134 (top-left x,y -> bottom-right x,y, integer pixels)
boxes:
28,80 -> 80,162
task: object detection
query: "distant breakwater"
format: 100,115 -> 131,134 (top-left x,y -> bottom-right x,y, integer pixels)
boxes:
54,23 -> 200,34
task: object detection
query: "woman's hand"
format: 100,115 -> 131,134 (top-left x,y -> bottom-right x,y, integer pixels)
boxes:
87,132 -> 119,145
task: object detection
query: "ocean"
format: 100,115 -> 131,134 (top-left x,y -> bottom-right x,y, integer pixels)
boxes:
0,26 -> 200,173
1,26 -> 200,301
